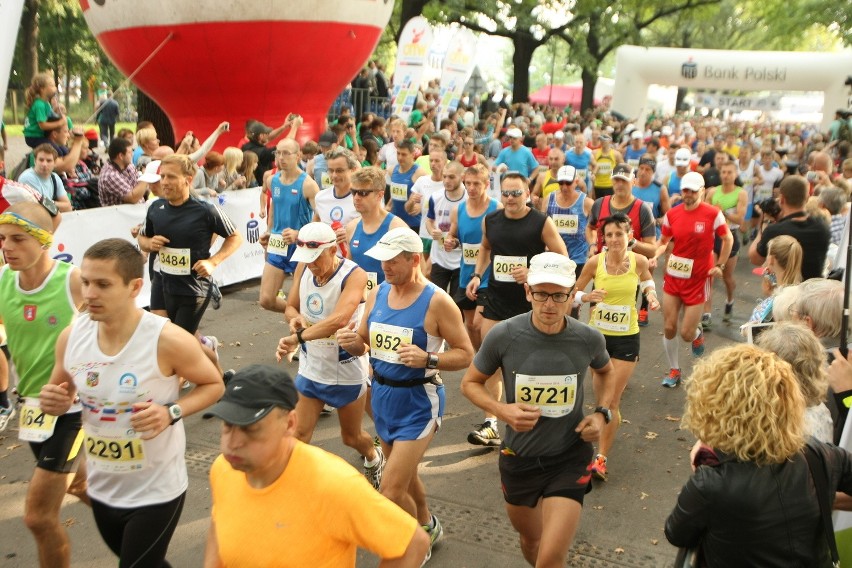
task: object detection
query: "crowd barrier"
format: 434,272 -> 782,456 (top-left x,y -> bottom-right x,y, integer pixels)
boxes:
49,188 -> 269,307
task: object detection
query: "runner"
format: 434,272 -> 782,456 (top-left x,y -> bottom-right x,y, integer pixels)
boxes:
337,227 -> 474,565
530,148 -> 564,209
461,252 -> 615,568
631,156 -> 670,326
311,146 -> 360,231
563,133 -> 595,193
571,214 -> 659,481
40,238 -> 223,567
464,172 -> 567,447
0,202 -> 85,568
256,138 -> 319,313
273,223 -> 384,489
591,134 -> 623,199
424,161 -> 467,298
654,172 -> 732,388
388,140 -> 426,234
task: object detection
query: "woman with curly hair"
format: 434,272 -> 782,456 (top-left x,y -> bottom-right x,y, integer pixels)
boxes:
665,344 -> 852,566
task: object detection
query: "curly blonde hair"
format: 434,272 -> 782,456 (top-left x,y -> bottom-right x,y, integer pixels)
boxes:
682,344 -> 805,466
755,321 -> 828,406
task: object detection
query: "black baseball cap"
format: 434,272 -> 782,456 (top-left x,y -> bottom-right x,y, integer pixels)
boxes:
203,364 -> 298,426
638,156 -> 656,169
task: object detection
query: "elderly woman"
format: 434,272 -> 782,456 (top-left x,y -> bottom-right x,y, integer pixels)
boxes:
665,344 -> 852,566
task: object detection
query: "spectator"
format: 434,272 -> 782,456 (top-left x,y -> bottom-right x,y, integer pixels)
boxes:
98,138 -> 148,206
17,144 -> 73,212
95,95 -> 120,145
135,126 -> 159,168
221,147 -> 247,191
819,185 -> 847,246
241,116 -> 301,185
192,151 -> 225,197
23,73 -> 65,149
238,151 -> 259,188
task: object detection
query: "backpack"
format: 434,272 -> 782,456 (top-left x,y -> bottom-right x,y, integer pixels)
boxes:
838,120 -> 852,145
9,153 -> 32,181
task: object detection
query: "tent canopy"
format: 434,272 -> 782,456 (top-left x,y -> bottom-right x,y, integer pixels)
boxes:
529,85 -> 598,108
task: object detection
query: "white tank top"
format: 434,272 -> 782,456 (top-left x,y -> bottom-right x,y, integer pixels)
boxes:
298,258 -> 369,386
313,186 -> 360,228
65,312 -> 187,507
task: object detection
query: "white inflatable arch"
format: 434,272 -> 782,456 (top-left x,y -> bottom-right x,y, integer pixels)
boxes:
611,45 -> 852,131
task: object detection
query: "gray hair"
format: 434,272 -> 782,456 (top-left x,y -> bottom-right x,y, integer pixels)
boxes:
819,186 -> 845,215
755,321 -> 828,406
790,278 -> 845,339
326,147 -> 359,170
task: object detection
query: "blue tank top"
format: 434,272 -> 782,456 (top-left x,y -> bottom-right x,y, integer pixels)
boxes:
457,199 -> 499,288
632,182 -> 662,237
270,172 -> 312,233
564,149 -> 593,188
624,147 -> 647,167
667,171 -> 683,197
545,191 -> 589,262
389,164 -> 420,229
313,153 -> 328,187
368,281 -> 437,381
350,213 -> 395,285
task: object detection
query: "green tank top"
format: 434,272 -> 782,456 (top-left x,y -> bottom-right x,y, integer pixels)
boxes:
0,262 -> 77,397
590,251 -> 639,336
711,186 -> 742,221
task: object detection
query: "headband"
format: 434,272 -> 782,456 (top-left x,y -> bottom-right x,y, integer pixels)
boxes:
0,212 -> 53,247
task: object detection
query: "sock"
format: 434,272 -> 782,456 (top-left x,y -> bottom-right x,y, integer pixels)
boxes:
485,417 -> 498,429
0,390 -> 8,408
426,515 -> 436,530
664,336 -> 679,370
694,327 -> 702,341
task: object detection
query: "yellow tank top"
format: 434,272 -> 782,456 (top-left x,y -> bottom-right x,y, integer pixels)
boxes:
590,251 -> 639,336
541,170 -> 560,202
594,149 -> 616,188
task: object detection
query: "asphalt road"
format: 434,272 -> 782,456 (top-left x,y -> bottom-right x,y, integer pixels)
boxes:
0,135 -> 757,567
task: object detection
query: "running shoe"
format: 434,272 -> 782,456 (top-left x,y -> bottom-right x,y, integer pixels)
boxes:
591,454 -> 608,481
422,514 -> 444,566
638,308 -> 649,327
364,446 -> 385,490
0,405 -> 15,432
374,435 -> 381,448
700,313 -> 712,330
662,368 -> 682,388
722,302 -> 733,323
692,328 -> 705,357
321,404 -> 335,415
202,335 -> 220,362
467,421 -> 501,447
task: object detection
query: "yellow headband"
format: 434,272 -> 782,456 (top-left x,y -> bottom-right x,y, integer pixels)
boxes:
0,213 -> 53,247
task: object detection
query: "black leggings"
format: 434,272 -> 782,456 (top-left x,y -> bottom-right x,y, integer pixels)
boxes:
164,294 -> 210,335
91,492 -> 185,568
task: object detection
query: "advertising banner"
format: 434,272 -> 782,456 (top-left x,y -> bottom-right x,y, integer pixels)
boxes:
437,28 -> 477,122
391,16 -> 434,123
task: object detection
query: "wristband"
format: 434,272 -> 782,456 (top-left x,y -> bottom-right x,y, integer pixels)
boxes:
296,329 -> 306,345
573,290 -> 586,307
472,273 -> 482,280
640,279 -> 656,294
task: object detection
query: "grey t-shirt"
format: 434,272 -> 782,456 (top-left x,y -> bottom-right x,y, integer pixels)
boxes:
474,313 -> 610,457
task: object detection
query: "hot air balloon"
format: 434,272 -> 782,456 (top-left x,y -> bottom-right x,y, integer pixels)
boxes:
79,0 -> 394,146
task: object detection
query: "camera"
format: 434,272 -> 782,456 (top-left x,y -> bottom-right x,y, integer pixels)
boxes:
755,198 -> 781,220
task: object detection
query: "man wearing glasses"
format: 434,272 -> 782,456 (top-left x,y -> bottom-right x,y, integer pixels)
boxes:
311,147 -> 360,246
461,252 -> 614,568
259,138 -> 319,314
464,172 -> 566,447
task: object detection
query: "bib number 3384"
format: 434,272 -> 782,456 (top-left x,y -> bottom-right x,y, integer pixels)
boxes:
514,374 -> 577,418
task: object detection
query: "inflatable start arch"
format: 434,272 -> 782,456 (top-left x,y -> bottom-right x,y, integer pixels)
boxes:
611,45 -> 852,131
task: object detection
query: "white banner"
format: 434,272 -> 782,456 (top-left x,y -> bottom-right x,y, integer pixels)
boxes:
391,16 -> 434,123
49,189 -> 268,307
437,29 -> 477,123
694,93 -> 782,111
0,0 -> 25,118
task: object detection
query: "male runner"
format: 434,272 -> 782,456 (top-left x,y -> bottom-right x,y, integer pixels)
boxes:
388,141 -> 426,233
0,202 -> 84,568
338,227 -> 474,565
311,146 -> 361,237
461,252 -> 614,568
425,161 -> 467,298
655,172 -> 732,387
40,238 -> 223,567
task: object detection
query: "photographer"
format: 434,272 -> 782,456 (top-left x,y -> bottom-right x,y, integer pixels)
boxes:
749,175 -> 831,280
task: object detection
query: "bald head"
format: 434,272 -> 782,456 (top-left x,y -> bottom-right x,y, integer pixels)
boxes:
7,202 -> 54,234
813,151 -> 833,175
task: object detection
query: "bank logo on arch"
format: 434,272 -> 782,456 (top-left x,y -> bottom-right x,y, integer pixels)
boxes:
681,58 -> 697,80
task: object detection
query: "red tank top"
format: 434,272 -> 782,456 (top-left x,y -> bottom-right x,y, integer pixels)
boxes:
594,196 -> 644,253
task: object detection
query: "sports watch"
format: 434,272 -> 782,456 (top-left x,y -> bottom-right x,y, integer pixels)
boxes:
594,406 -> 612,424
165,402 -> 183,425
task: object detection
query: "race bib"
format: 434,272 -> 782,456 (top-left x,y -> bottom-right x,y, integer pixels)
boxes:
592,303 -> 631,332
369,322 -> 413,364
320,172 -> 332,189
552,214 -> 579,234
84,426 -> 146,473
267,233 -> 290,256
18,398 -> 57,442
514,374 -> 577,418
493,255 -> 526,283
598,162 -> 613,176
576,169 -> 587,180
725,207 -> 740,229
627,158 -> 640,170
390,182 -> 408,202
666,254 -> 694,279
462,243 -> 480,266
365,272 -> 378,293
159,247 -> 191,276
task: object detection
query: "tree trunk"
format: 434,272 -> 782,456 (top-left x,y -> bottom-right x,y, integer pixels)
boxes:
511,35 -> 536,104
580,67 -> 597,112
21,0 -> 40,85
396,0 -> 431,43
64,40 -> 71,110
137,89 -> 174,148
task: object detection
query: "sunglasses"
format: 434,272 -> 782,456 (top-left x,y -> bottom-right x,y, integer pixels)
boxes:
501,190 -> 524,197
297,239 -> 334,249
351,189 -> 379,197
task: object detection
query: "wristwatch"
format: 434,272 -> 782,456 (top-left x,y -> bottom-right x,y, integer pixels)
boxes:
426,352 -> 439,370
471,273 -> 482,280
164,402 -> 182,425
594,406 -> 612,424
296,328 -> 306,345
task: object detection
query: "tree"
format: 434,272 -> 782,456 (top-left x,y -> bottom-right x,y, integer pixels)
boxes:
19,0 -> 40,88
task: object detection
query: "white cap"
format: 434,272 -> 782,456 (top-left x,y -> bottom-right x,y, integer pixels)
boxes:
554,131 -> 565,139
365,227 -> 423,261
631,130 -> 644,140
661,125 -> 673,136
681,171 -> 705,191
674,148 -> 691,167
556,165 -> 576,183
290,222 -> 338,263
506,128 -> 523,139
527,252 -> 577,288
139,160 -> 162,183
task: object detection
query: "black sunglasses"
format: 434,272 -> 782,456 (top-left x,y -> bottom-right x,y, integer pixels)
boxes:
351,189 -> 378,197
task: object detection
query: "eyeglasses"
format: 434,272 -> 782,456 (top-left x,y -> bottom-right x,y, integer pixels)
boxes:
351,189 -> 379,197
296,239 -> 334,249
274,150 -> 296,156
558,180 -> 575,186
530,291 -> 570,303
501,190 -> 524,197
